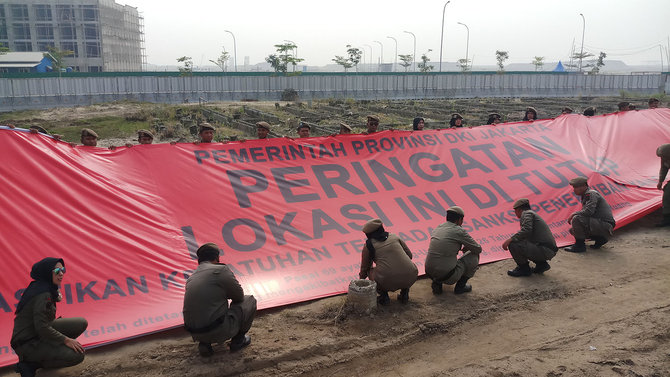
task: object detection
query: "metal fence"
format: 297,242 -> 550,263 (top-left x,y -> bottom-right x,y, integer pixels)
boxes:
0,72 -> 666,111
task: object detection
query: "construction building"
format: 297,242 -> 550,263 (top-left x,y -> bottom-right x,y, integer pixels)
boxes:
0,0 -> 145,72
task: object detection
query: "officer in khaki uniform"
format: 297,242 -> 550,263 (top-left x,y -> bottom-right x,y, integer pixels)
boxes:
256,121 -> 271,139
365,115 -> 379,134
197,123 -> 215,143
656,144 -> 670,227
359,219 -> 418,305
565,176 -> 616,252
183,243 -> 257,356
504,199 -> 558,277
80,128 -> 98,146
426,206 -> 481,294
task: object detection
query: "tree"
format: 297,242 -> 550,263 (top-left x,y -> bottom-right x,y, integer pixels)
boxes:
346,45 -> 362,72
332,55 -> 354,72
266,42 -> 303,74
399,54 -> 413,72
0,45 -> 8,55
44,46 -> 74,72
457,58 -> 471,72
590,52 -> 607,74
532,56 -> 544,71
495,50 -> 509,72
209,48 -> 230,72
418,50 -> 434,73
176,56 -> 193,76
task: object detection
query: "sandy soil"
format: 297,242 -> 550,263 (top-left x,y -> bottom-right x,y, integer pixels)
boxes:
3,210 -> 668,377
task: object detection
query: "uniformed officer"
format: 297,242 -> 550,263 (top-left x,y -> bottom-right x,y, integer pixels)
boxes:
564,177 -> 616,252
426,206 -> 482,294
656,144 -> 670,227
80,128 -> 98,146
583,107 -> 596,116
11,258 -> 88,377
648,98 -> 660,109
503,199 -> 558,277
339,122 -> 353,134
617,102 -> 630,112
256,121 -> 271,139
137,129 -> 154,144
561,107 -> 573,114
365,115 -> 380,134
449,113 -> 464,128
198,123 -> 215,143
359,219 -> 418,305
183,243 -> 257,356
523,107 -> 537,121
297,122 -> 311,138
486,113 -> 502,125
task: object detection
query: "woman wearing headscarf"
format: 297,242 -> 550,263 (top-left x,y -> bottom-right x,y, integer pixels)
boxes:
359,219 -> 418,305
11,258 -> 88,377
412,117 -> 425,131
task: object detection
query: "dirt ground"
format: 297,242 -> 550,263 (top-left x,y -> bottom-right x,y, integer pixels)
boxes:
3,210 -> 667,377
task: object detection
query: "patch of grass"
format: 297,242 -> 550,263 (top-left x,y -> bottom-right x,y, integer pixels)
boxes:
0,109 -> 42,122
55,116 -> 150,142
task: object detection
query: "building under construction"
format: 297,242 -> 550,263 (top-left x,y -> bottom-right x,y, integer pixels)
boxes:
0,0 -> 145,72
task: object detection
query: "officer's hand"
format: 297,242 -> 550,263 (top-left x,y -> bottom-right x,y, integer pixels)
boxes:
502,238 -> 511,251
658,182 -> 664,190
64,337 -> 85,354
567,213 -> 575,224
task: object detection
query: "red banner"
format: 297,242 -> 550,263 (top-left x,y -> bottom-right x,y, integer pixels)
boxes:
1,109 -> 668,366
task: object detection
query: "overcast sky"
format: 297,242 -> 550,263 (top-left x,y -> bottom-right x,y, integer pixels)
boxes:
121,0 -> 670,69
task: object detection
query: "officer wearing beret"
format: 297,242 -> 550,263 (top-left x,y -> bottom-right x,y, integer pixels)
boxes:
339,122 -> 352,134
449,113 -> 464,128
198,123 -> 215,143
365,115 -> 379,134
137,129 -> 154,145
656,144 -> 670,227
523,107 -> 537,121
359,219 -> 418,305
486,113 -> 502,125
183,243 -> 257,356
565,177 -> 616,252
256,121 -> 271,139
426,206 -> 482,294
297,122 -> 311,138
503,199 -> 558,277
80,128 -> 98,147
648,98 -> 660,109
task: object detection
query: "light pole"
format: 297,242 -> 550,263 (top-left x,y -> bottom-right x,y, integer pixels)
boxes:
659,45 -> 664,72
363,44 -> 373,72
578,13 -> 585,73
439,0 -> 451,72
284,39 -> 297,72
374,40 -> 383,72
457,22 -> 469,71
403,31 -> 416,71
387,36 -> 398,72
224,30 -> 237,72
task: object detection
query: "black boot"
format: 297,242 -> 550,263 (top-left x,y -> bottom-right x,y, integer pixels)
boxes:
507,263 -> 532,277
590,236 -> 608,249
431,280 -> 443,295
377,291 -> 390,305
565,239 -> 586,253
454,276 -> 472,294
397,288 -> 410,304
229,334 -> 251,352
14,362 -> 39,377
532,261 -> 551,274
655,214 -> 670,227
198,341 -> 213,357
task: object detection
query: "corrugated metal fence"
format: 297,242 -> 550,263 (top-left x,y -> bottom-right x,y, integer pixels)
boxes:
0,72 -> 666,111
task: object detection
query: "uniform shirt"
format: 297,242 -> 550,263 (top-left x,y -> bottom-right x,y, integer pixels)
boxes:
11,292 -> 65,347
659,144 -> 670,183
510,210 -> 557,250
359,233 -> 417,291
574,189 -> 615,225
426,221 -> 482,280
183,262 -> 244,332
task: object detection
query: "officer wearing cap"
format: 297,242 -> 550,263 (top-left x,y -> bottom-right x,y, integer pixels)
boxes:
617,102 -> 630,112
365,115 -> 379,134
583,107 -> 596,116
198,123 -> 215,143
523,107 -> 537,121
426,206 -> 482,294
503,199 -> 558,277
486,113 -> 502,125
655,144 -> 670,227
256,121 -> 271,139
565,177 -> 616,252
137,129 -> 154,145
561,107 -> 573,114
183,243 -> 257,357
359,219 -> 418,305
449,113 -> 464,128
297,122 -> 311,138
80,128 -> 98,147
339,122 -> 352,134
648,98 -> 660,109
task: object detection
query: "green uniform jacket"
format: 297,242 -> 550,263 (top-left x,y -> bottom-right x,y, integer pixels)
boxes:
11,292 -> 65,348
574,189 -> 615,225
183,262 -> 244,338
426,222 -> 482,280
510,210 -> 558,250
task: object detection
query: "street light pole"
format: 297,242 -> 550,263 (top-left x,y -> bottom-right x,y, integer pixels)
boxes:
403,31 -> 416,72
374,40 -> 383,72
387,36 -> 398,72
363,44 -> 373,72
457,22 -> 469,71
439,0 -> 451,72
284,39 -> 297,72
224,30 -> 237,72
578,13 -> 585,73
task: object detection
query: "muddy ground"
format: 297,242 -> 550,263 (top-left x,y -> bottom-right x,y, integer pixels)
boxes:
2,210 -> 668,377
